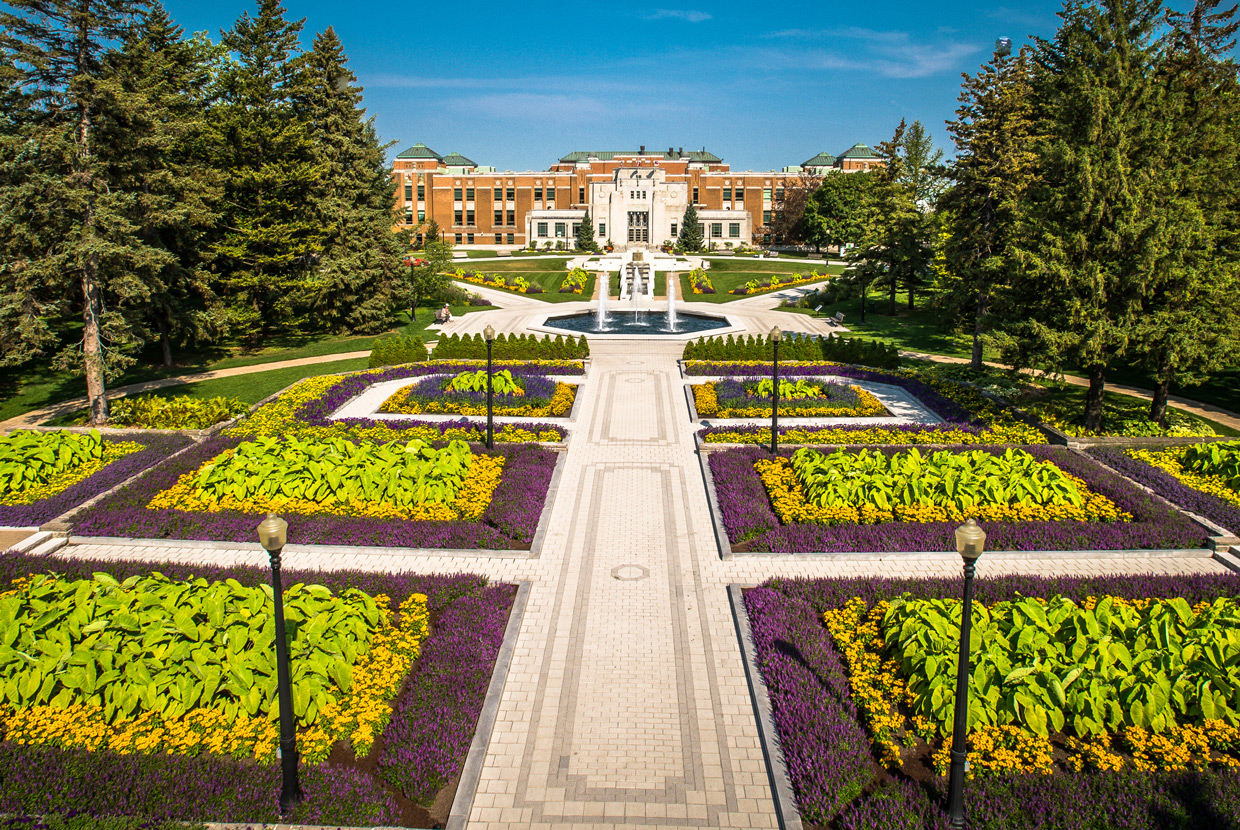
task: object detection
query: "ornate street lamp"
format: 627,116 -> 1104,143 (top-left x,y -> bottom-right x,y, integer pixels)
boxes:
769,326 -> 782,455
946,518 -> 987,829
484,324 -> 496,449
257,513 -> 302,814
995,37 -> 1013,58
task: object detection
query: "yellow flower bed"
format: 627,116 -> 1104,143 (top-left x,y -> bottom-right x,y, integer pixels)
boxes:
1129,448 -> 1240,508
227,375 -> 343,438
0,592 -> 429,764
825,596 -> 1240,779
149,453 -> 504,521
380,383 -> 576,418
756,457 -> 1129,525
0,440 -> 143,506
691,383 -> 887,418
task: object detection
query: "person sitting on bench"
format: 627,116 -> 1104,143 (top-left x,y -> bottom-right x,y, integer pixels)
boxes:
434,304 -> 452,324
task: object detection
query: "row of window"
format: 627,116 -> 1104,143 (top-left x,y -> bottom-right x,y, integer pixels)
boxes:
533,222 -> 607,238
702,222 -> 743,238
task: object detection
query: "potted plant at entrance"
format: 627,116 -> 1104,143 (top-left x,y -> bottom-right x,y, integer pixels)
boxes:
605,239 -> 614,252
661,239 -> 674,253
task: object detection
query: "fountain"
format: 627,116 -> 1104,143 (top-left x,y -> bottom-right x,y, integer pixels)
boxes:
666,268 -> 679,332
594,275 -> 610,332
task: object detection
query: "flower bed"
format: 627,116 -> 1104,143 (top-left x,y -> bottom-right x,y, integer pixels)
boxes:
0,433 -> 189,527
378,373 -> 576,418
71,434 -> 557,549
451,268 -> 543,294
1089,445 -> 1240,535
0,551 -> 514,827
687,268 -> 715,294
709,445 -> 1205,552
745,573 -> 1240,828
559,266 -> 588,293
693,378 -> 887,418
1022,395 -> 1218,438
728,271 -> 828,295
691,361 -> 1044,445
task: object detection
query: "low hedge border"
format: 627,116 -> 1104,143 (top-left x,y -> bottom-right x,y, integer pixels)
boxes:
707,445 -> 1208,553
743,572 -> 1240,829
0,551 -> 516,827
68,435 -> 558,550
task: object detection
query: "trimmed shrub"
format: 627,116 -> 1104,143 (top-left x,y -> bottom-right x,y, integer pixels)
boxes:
368,335 -> 428,368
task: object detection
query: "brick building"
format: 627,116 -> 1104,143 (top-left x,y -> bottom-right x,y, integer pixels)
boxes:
390,143 -> 881,251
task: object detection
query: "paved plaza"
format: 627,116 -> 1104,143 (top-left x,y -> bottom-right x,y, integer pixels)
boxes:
56,333 -> 1230,830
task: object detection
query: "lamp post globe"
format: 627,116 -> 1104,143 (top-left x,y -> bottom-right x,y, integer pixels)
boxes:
995,36 -> 1013,57
483,325 -> 496,449
769,326 -> 782,456
256,513 -> 302,813
946,518 -> 986,828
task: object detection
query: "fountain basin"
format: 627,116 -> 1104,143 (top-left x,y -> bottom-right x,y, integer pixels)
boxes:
539,310 -> 732,337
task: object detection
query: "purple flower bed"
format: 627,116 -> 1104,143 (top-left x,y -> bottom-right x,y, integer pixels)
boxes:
71,435 -> 559,549
703,421 -> 989,442
1089,447 -> 1240,536
386,373 -> 559,410
0,434 -> 190,527
710,445 -> 1207,552
0,551 -> 513,825
747,573 -> 1240,829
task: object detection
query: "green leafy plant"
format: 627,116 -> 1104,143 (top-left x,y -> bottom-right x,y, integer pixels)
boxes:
0,572 -> 384,727
446,369 -> 521,395
0,430 -> 105,496
1182,441 -> 1240,490
99,395 -> 249,430
753,378 -> 822,399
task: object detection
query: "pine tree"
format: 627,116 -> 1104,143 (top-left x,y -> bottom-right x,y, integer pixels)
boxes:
0,0 -> 159,423
211,0 -> 324,343
1004,0 -> 1167,431
941,44 -> 1040,370
293,27 -> 407,335
678,204 -> 703,252
575,210 -> 596,252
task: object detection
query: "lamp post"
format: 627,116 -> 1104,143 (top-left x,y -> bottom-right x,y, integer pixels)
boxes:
769,326 -> 782,455
257,513 -> 302,814
946,518 -> 987,829
484,324 -> 496,449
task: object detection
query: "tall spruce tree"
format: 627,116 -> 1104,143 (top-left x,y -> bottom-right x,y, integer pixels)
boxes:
1129,0 -> 1240,423
942,44 -> 1040,370
100,4 -> 225,365
211,0 -> 324,342
293,27 -> 407,334
575,209 -> 597,252
1003,0 -> 1168,431
678,203 -> 703,251
0,0 -> 157,423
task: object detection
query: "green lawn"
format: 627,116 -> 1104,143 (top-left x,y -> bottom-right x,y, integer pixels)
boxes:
453,260 -> 595,302
677,264 -> 842,304
794,288 -> 977,359
1012,379 -> 1240,438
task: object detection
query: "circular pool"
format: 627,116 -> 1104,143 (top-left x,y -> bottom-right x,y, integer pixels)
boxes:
544,310 -> 730,336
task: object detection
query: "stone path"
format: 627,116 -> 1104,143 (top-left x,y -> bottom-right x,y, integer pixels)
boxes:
59,339 -> 1229,829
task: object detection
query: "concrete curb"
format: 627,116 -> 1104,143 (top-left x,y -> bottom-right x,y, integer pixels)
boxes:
445,581 -> 530,830
694,433 -> 735,560
728,585 -> 803,830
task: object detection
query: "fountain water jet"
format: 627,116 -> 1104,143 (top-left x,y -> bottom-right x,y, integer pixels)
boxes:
666,270 -> 679,332
594,275 -> 610,332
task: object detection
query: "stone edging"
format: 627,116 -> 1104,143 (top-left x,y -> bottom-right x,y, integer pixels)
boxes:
728,584 -> 803,830
694,433 -> 734,560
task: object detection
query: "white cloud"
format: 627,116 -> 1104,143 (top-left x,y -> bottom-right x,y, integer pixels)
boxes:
646,9 -> 712,23
758,27 -> 981,78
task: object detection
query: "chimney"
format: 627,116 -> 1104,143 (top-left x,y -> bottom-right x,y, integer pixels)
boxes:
678,147 -> 684,155
669,146 -> 674,154
640,145 -> 645,154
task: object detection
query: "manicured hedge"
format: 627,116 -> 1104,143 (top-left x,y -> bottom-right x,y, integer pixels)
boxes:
368,334 -> 428,368
683,334 -> 901,370
431,332 -> 589,360
0,552 -> 513,825
710,445 -> 1206,552
748,573 -> 1240,829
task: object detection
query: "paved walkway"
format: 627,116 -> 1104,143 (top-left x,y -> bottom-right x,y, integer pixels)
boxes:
59,339 -> 1227,830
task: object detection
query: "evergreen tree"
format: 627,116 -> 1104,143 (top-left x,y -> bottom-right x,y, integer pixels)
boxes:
293,27 -> 407,334
1004,0 -> 1167,431
211,0 -> 324,343
575,209 -> 597,252
678,203 -> 703,251
0,0 -> 157,423
941,44 -> 1040,370
100,4 -> 226,366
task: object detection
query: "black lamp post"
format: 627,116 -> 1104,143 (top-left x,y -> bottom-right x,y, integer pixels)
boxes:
257,513 -> 302,814
769,326 -> 782,455
484,324 -> 496,449
946,518 -> 987,829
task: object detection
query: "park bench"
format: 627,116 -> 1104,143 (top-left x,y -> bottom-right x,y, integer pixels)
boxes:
827,311 -> 845,327
497,250 -> 512,257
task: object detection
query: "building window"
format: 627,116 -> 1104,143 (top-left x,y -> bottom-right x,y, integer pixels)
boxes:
776,186 -> 785,200
466,209 -> 475,225
506,187 -> 515,201
454,209 -> 463,225
763,210 -> 772,224
404,184 -> 413,201
723,186 -> 731,200
763,233 -> 771,244
453,186 -> 462,200
571,223 -> 580,238
494,210 -> 503,225
692,187 -> 699,203
627,211 -> 649,243
415,233 -> 423,245
578,186 -> 585,202
494,233 -> 502,244
467,233 -> 475,244
506,233 -> 514,244
417,209 -> 425,222
466,187 -> 475,200
537,222 -> 548,236
598,223 -> 606,237
404,207 -> 413,224
534,186 -> 543,200
417,184 -> 425,200
711,222 -> 722,237
547,188 -> 555,203
670,221 -> 677,237
729,222 -> 740,238
555,222 -> 566,238
506,210 -> 514,225
763,188 -> 772,201
455,233 -> 463,243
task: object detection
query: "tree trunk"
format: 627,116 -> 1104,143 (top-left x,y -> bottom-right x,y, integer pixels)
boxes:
888,278 -> 896,316
82,255 -> 109,425
1082,365 -> 1107,433
971,289 -> 988,372
1150,355 -> 1173,427
860,282 -> 868,323
158,317 -> 173,367
908,283 -> 915,311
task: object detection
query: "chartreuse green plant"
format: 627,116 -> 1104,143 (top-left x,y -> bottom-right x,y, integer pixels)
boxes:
753,378 -> 822,399
1181,441 -> 1240,491
102,395 -> 249,430
0,429 -> 106,495
882,595 -> 1240,737
446,369 -> 522,395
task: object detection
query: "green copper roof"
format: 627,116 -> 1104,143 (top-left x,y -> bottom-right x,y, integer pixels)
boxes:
440,151 -> 477,167
801,151 -> 837,167
396,142 -> 443,160
558,149 -> 722,163
837,143 -> 881,160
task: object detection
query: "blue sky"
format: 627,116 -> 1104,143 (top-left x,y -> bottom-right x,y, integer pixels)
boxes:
162,0 -> 1071,172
